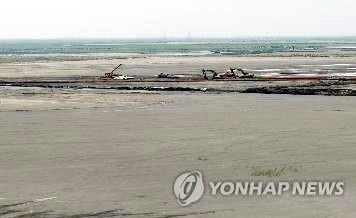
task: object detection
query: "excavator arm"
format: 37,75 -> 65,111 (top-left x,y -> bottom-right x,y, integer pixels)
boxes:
104,64 -> 123,78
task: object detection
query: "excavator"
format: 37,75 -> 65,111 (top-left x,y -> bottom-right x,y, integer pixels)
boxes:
229,67 -> 254,78
202,68 -> 236,79
104,64 -> 123,78
202,67 -> 254,80
202,69 -> 218,80
102,64 -> 134,80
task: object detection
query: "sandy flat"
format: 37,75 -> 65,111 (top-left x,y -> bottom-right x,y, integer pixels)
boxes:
0,88 -> 356,217
1,55 -> 356,217
1,56 -> 356,78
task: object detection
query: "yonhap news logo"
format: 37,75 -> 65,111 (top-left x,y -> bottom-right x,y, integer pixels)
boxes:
173,170 -> 345,207
173,171 -> 205,206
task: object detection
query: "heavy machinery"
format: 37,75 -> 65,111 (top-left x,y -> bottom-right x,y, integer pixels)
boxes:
202,69 -> 218,80
229,67 -> 254,78
157,73 -> 182,79
202,67 -> 254,80
102,64 -> 134,80
104,64 -> 122,78
202,68 -> 237,79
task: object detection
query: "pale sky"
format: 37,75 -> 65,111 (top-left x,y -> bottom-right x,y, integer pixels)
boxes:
0,0 -> 355,39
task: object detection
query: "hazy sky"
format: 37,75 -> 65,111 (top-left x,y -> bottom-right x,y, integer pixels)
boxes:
1,0 -> 355,39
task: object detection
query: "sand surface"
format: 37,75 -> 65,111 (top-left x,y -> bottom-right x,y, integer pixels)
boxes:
1,56 -> 356,217
1,87 -> 356,217
1,56 -> 356,78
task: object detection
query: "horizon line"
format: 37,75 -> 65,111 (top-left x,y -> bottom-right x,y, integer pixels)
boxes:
1,36 -> 356,42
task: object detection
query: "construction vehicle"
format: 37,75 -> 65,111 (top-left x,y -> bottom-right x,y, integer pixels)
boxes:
202,68 -> 237,79
158,73 -> 170,78
202,69 -> 218,80
102,64 -> 134,80
157,73 -> 182,79
202,67 -> 254,80
104,64 -> 123,78
229,67 -> 254,78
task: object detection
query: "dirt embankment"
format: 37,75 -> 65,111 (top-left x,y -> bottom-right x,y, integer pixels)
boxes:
2,77 -> 356,96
